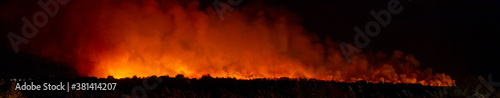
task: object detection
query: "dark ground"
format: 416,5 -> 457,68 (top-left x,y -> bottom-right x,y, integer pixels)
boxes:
1,75 -> 488,97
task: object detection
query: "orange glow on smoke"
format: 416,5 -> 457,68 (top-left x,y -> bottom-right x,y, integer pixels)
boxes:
27,0 -> 454,86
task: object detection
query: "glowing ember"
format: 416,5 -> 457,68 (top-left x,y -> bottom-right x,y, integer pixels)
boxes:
25,0 -> 454,86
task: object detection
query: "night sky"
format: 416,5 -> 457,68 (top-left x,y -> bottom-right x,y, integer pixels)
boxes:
1,0 -> 499,83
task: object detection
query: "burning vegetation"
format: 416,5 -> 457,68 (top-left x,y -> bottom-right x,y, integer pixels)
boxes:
19,0 -> 454,86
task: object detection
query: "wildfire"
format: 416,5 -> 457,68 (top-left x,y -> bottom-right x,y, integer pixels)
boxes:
25,0 -> 454,86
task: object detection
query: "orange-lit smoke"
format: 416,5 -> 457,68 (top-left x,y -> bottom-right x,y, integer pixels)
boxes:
25,0 -> 454,86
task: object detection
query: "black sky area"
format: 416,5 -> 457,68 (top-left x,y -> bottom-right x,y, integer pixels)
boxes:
1,0 -> 499,83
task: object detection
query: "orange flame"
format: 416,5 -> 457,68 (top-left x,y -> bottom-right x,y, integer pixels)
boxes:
27,0 -> 454,86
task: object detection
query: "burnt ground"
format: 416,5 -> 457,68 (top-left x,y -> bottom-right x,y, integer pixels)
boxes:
0,75 -> 495,97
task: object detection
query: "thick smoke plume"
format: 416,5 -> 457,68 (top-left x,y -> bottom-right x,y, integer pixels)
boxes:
21,0 -> 453,86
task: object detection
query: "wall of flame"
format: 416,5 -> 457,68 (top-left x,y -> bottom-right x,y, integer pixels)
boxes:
21,0 -> 454,86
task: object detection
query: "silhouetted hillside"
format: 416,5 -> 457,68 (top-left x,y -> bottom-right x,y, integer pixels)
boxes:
0,75 -> 477,97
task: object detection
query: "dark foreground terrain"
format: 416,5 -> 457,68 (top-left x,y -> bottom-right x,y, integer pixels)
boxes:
0,75 -> 495,97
